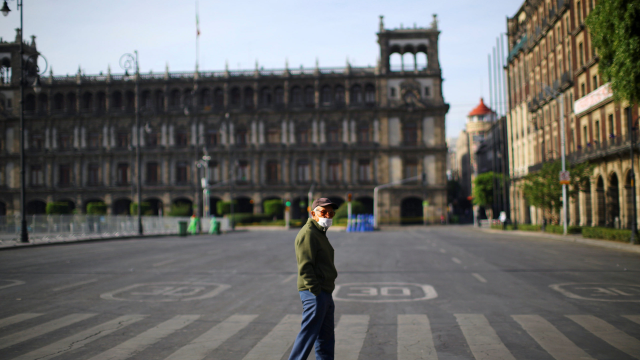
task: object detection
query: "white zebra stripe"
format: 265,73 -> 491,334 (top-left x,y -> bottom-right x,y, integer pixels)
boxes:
0,313 -> 42,330
0,313 -> 96,350
456,314 -> 516,360
568,315 -> 640,359
242,314 -> 301,360
512,315 -> 595,360
398,314 -> 438,360
335,315 -> 369,360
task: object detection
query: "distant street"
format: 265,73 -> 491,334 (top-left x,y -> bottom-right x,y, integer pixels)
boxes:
1,226 -> 640,360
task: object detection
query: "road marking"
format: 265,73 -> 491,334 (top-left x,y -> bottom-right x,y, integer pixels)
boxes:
88,315 -> 200,360
0,313 -> 42,329
12,315 -> 145,360
439,249 -> 446,253
472,273 -> 487,283
0,279 -> 25,290
164,314 -> 257,360
623,315 -> 640,325
153,259 -> 176,267
568,315 -> 640,358
550,283 -> 640,302
398,314 -> 437,360
335,315 -> 369,360
452,257 -> 462,264
52,278 -> 98,292
101,282 -> 231,302
455,314 -> 515,360
333,282 -> 438,303
512,315 -> 595,360
242,314 -> 301,360
281,274 -> 297,284
0,313 -> 96,350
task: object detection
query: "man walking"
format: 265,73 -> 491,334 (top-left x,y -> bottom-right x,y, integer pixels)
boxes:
289,198 -> 339,360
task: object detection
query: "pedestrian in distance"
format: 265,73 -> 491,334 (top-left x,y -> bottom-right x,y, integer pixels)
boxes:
288,198 -> 339,360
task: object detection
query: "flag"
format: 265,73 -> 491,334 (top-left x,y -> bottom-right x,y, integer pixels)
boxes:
196,1 -> 200,36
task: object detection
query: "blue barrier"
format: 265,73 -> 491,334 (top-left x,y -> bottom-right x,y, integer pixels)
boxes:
347,214 -> 374,232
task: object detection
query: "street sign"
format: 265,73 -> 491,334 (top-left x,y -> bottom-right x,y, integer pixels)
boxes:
559,171 -> 570,185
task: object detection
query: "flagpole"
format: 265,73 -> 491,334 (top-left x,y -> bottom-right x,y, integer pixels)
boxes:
196,0 -> 200,69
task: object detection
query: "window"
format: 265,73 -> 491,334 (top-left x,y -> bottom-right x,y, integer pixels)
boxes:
592,75 -> 598,89
235,128 -> 247,147
595,120 -> 600,144
296,126 -> 310,145
116,132 -> 129,149
274,87 -> 284,105
237,160 -> 249,182
205,129 -> 218,147
244,87 -> 254,109
146,162 -> 159,184
358,159 -> 371,183
266,160 -> 279,184
390,87 -> 396,97
404,159 -> 418,179
608,114 -> 615,137
146,131 -> 159,148
141,91 -> 151,110
176,129 -> 188,147
583,125 -> 588,146
59,133 -> 73,150
230,87 -> 241,107
208,161 -> 219,183
291,86 -> 302,106
30,133 -> 44,150
88,163 -> 100,185
577,1 -> 582,23
402,122 -> 418,145
579,42 -> 584,66
321,86 -> 331,105
88,132 -> 101,149
200,89 -> 211,109
169,89 -> 181,108
214,88 -> 224,108
81,92 -> 92,111
267,127 -> 280,145
365,85 -> 375,104
30,165 -> 44,186
350,85 -> 363,104
116,163 -> 129,185
176,162 -> 189,184
304,86 -> 315,107
328,159 -> 340,183
112,91 -> 122,110
260,87 -> 272,106
580,83 -> 586,97
59,164 -> 72,186
327,125 -> 340,144
296,160 -> 310,183
424,86 -> 431,97
334,86 -> 345,105
53,93 -> 64,111
357,124 -> 370,144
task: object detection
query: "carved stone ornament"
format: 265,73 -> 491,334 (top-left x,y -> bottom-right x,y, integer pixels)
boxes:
399,80 -> 426,110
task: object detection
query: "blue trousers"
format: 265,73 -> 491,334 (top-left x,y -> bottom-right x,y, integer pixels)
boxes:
288,290 -> 335,360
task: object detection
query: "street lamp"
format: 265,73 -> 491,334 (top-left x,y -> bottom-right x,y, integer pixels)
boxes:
120,51 -> 143,235
196,151 -> 212,218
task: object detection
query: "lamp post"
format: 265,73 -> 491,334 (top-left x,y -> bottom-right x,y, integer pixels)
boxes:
196,151 -> 211,218
120,51 -> 143,235
2,0 -> 48,243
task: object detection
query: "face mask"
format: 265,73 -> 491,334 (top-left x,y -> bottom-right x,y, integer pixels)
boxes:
317,217 -> 333,229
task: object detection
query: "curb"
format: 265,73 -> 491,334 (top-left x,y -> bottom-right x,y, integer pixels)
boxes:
480,228 -> 640,254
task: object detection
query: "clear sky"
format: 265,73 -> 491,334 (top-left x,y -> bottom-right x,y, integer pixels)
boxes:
0,0 -> 522,138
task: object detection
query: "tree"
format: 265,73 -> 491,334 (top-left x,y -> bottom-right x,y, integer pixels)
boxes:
586,0 -> 640,103
521,160 -> 593,224
472,172 -> 502,220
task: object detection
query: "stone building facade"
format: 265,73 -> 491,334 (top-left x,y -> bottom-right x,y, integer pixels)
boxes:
0,16 -> 449,223
506,0 -> 639,227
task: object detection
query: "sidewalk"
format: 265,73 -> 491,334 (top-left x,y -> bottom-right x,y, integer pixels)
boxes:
480,227 -> 640,254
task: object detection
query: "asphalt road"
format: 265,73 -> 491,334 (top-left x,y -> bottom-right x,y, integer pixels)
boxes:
1,225 -> 640,360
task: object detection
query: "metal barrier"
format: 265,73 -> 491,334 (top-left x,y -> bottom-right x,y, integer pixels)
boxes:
0,215 -> 230,243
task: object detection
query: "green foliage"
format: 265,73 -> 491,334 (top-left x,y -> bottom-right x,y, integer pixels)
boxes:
86,202 -> 107,215
522,160 -> 593,223
263,199 -> 284,219
545,225 -> 583,234
333,201 -> 369,222
517,224 -> 542,232
472,172 -> 503,206
168,202 -> 193,217
45,202 -> 72,215
216,201 -> 238,215
586,0 -> 640,103
130,202 -> 152,216
228,212 -> 273,224
582,227 -> 633,242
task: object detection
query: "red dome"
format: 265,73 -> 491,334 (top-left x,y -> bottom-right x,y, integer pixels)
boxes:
468,98 -> 493,117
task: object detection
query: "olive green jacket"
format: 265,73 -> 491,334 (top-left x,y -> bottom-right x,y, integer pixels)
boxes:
295,218 -> 338,295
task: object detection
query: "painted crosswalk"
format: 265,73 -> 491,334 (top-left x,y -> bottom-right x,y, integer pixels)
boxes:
0,312 -> 639,360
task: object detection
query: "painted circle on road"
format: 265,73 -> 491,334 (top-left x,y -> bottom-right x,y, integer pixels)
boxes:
101,282 -> 230,302
333,282 -> 437,303
550,283 -> 640,302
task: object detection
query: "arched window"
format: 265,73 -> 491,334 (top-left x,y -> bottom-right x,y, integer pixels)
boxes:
24,94 -> 36,112
350,85 -> 362,104
213,88 -> 224,109
321,85 -> 331,105
154,90 -> 164,111
230,87 -> 241,107
244,87 -> 254,109
81,92 -> 93,111
66,93 -> 76,114
96,92 -> 106,113
304,86 -> 315,107
53,93 -> 64,111
111,91 -> 122,110
169,89 -> 180,108
291,86 -> 302,106
334,85 -> 345,106
274,87 -> 284,105
364,84 -> 375,105
260,87 -> 272,106
37,93 -> 48,114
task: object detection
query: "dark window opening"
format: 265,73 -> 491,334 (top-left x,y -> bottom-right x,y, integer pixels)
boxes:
176,130 -> 188,147
147,162 -> 159,184
30,165 -> 44,186
88,163 -> 100,186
